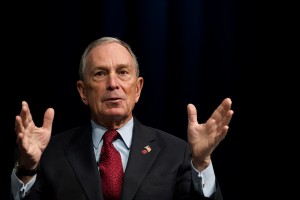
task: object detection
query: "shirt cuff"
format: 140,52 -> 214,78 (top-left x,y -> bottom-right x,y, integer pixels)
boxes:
11,168 -> 37,199
191,160 -> 216,197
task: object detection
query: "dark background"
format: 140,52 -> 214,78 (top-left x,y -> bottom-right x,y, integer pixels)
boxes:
2,0 -> 255,199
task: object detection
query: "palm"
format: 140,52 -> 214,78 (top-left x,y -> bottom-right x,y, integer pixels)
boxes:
15,101 -> 54,167
187,98 -> 233,163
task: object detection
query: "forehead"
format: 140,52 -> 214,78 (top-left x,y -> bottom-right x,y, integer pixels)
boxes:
86,42 -> 134,66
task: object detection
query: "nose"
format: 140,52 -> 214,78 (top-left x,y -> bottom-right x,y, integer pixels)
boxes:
106,72 -> 119,90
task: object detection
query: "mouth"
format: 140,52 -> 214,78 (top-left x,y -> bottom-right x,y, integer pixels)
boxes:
104,97 -> 122,102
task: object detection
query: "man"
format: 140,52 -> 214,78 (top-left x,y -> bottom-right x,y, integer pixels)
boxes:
11,36 -> 234,200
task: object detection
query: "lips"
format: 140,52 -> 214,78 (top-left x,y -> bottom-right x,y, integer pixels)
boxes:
104,97 -> 123,102
105,97 -> 121,100
102,93 -> 124,101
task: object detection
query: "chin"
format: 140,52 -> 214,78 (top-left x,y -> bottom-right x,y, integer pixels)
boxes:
104,108 -> 126,117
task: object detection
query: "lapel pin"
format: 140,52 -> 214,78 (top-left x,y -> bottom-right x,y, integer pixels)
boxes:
142,145 -> 152,154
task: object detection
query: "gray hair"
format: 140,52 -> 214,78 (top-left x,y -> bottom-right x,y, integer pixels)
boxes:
79,36 -> 139,81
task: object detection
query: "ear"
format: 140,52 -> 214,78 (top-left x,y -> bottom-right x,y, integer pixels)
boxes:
77,80 -> 88,105
135,77 -> 144,103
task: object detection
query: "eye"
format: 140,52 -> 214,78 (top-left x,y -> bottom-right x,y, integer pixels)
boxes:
94,70 -> 108,81
118,69 -> 129,75
117,68 -> 132,81
95,70 -> 107,77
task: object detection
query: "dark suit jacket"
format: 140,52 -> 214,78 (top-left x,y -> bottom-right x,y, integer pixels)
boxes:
20,117 -> 223,200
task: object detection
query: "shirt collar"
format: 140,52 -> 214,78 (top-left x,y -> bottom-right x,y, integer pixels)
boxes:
91,118 -> 133,150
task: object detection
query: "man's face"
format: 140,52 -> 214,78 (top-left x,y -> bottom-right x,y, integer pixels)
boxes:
77,42 -> 143,126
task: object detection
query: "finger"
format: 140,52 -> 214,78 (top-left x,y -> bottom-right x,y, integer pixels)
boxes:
207,117 -> 228,141
207,98 -> 233,134
43,108 -> 55,130
15,115 -> 26,149
219,125 -> 229,140
187,104 -> 198,125
20,101 -> 33,128
15,115 -> 24,135
211,98 -> 233,122
222,98 -> 232,111
15,101 -> 28,133
223,109 -> 234,126
205,118 -> 217,133
218,103 -> 234,128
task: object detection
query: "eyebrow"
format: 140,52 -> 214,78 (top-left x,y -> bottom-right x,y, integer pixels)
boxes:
97,64 -> 134,71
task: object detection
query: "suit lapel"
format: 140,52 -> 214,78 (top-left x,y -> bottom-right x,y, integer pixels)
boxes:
62,119 -> 162,200
65,125 -> 104,200
121,119 -> 161,200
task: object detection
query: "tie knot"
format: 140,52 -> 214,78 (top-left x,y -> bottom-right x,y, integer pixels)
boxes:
103,130 -> 119,143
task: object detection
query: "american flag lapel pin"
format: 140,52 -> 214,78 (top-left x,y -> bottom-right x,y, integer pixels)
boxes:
142,145 -> 152,154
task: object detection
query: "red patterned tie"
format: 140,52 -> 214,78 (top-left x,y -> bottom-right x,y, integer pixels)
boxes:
99,130 -> 123,200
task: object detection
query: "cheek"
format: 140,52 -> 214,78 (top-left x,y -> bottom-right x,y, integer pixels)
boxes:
125,89 -> 138,105
88,84 -> 104,94
85,88 -> 103,105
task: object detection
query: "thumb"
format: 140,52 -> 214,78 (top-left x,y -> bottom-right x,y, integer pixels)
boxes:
187,104 -> 198,125
43,108 -> 55,130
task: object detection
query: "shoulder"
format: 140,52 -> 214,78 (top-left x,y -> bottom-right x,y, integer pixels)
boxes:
48,122 -> 92,148
133,116 -> 188,147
